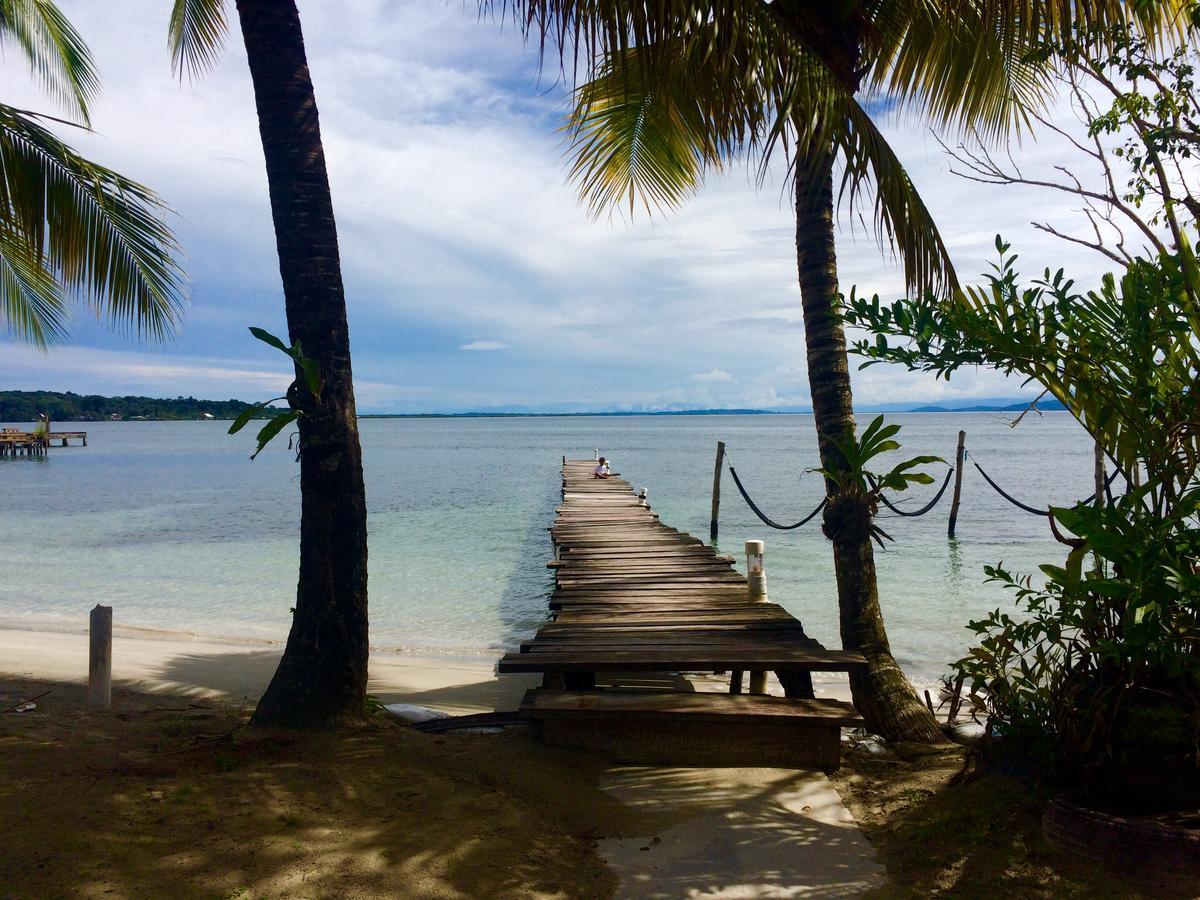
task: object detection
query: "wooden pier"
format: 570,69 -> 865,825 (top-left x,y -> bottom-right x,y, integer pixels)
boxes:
0,428 -> 87,458
499,457 -> 868,768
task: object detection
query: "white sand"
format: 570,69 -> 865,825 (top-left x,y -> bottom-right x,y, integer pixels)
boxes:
1,624 -> 887,895
0,625 -> 540,716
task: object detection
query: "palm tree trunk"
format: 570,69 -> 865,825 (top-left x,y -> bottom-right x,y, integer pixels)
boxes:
235,0 -> 369,728
794,146 -> 943,744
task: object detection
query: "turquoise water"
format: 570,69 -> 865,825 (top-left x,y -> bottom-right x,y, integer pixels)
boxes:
0,413 -> 1095,686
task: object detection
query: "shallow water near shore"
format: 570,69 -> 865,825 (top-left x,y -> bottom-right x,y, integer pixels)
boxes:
0,412 -> 1094,687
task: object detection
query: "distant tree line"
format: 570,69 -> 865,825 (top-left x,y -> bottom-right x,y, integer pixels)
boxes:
0,391 -> 280,422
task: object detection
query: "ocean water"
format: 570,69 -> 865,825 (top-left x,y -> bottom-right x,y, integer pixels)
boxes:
0,413 -> 1095,686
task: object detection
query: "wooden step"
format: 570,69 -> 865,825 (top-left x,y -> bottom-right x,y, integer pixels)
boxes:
498,647 -> 868,674
520,689 -> 862,769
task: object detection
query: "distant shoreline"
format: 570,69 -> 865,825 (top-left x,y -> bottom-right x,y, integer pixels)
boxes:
4,389 -> 1067,422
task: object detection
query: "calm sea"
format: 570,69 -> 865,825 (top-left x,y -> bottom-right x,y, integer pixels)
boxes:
0,413 -> 1094,687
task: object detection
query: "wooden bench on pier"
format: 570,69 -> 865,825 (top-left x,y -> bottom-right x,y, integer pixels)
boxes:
498,457 -> 867,768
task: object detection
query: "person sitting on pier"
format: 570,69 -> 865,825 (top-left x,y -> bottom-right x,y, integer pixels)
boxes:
593,457 -> 611,479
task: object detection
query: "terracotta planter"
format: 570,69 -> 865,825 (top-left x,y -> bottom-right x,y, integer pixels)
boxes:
1043,797 -> 1200,894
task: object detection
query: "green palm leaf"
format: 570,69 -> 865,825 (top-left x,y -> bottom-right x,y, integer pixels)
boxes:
0,0 -> 98,124
0,104 -> 185,344
0,221 -> 66,344
169,0 -> 229,79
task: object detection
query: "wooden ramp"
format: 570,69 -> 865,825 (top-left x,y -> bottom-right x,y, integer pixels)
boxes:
499,458 -> 867,768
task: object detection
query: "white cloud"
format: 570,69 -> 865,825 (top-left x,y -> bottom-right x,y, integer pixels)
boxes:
690,368 -> 735,382
459,341 -> 508,351
0,1 -> 1150,412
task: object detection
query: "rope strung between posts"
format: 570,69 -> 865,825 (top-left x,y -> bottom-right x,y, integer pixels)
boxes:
728,465 -> 827,530
967,449 -> 1121,517
865,466 -> 956,517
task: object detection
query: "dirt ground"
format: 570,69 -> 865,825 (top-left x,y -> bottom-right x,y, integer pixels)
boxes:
832,743 -> 1165,898
0,677 -> 667,899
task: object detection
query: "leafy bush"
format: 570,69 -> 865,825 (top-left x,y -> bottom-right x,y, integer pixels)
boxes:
842,241 -> 1200,808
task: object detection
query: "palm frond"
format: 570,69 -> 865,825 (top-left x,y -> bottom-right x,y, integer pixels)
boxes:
834,94 -> 959,293
0,0 -> 99,124
0,104 -> 186,342
567,45 -> 743,216
169,0 -> 228,79
864,0 -> 1192,141
0,221 -> 66,345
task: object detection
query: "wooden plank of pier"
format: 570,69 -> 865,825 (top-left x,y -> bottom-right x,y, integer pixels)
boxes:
500,457 -> 867,767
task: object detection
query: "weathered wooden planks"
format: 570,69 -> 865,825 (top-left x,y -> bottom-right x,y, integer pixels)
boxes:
501,456 -> 866,767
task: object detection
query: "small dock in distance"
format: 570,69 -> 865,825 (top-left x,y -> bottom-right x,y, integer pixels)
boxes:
499,457 -> 867,768
0,428 -> 87,458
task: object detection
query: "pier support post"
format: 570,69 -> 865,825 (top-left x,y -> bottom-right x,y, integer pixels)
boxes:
746,540 -> 768,694
88,604 -> 112,711
948,430 -> 966,538
709,441 -> 725,542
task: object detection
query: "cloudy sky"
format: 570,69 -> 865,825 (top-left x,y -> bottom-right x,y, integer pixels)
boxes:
2,1 -> 1129,412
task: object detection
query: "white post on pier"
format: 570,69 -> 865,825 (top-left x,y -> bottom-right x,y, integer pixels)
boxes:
593,448 -> 599,461
638,488 -> 648,508
746,539 -> 767,601
745,540 -> 768,694
88,604 -> 112,711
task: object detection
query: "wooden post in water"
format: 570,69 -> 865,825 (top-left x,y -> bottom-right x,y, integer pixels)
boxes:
709,441 -> 725,542
88,605 -> 112,711
746,539 -> 768,694
948,430 -> 966,538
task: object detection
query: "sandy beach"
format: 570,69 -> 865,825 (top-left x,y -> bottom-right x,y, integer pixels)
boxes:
0,623 -> 855,715
0,624 -> 542,716
0,624 -> 888,899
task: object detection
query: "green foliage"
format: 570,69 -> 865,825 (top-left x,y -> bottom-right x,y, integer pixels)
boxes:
228,327 -> 322,461
814,414 -> 942,546
0,1 -> 185,346
0,389 -> 279,422
843,237 -> 1200,794
168,0 -> 228,80
529,0 -> 1190,294
958,489 -> 1200,790
843,236 -> 1200,506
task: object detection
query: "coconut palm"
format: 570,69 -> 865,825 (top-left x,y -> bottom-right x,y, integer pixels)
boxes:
499,0 -> 1188,741
170,0 -> 368,727
0,0 -> 184,345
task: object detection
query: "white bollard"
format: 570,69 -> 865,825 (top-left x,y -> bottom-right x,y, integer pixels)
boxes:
594,448 -> 599,460
746,540 -> 767,601
639,488 -> 648,508
88,604 -> 112,711
745,541 -> 768,694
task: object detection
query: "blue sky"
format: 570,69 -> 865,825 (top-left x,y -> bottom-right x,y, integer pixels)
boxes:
2,1 -> 1127,413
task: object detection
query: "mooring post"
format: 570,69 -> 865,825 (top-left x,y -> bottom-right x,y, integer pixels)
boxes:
638,488 -> 648,508
593,448 -> 599,461
746,539 -> 768,694
88,604 -> 112,711
709,441 -> 725,542
948,430 -> 966,538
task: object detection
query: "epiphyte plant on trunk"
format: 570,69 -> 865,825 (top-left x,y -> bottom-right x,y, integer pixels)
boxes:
493,0 -> 1188,743
169,0 -> 370,728
227,326 -> 323,461
0,0 -> 185,346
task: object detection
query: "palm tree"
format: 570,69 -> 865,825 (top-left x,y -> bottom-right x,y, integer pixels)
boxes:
499,0 -> 1187,741
170,0 -> 368,727
0,0 -> 184,344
